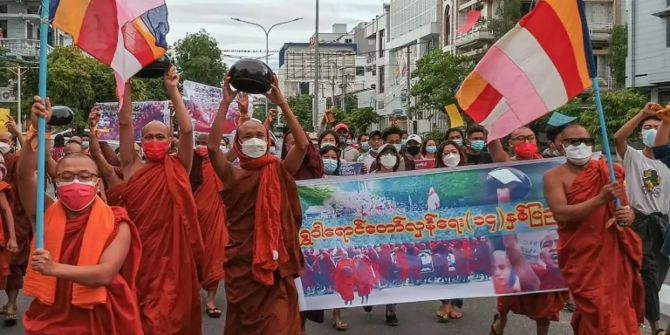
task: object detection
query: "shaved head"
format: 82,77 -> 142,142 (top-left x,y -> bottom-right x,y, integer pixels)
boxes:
0,132 -> 13,144
142,121 -> 170,137
56,152 -> 99,175
64,142 -> 83,155
237,120 -> 267,143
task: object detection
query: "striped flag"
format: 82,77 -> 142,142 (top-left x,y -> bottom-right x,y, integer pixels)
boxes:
49,0 -> 169,100
456,0 -> 595,141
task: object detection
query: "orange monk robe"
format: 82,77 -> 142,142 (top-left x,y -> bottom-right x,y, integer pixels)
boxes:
5,153 -> 34,291
222,165 -> 304,335
0,181 -> 10,289
194,160 -> 228,290
116,156 -> 205,335
496,283 -> 568,321
560,160 -> 644,335
23,207 -> 143,335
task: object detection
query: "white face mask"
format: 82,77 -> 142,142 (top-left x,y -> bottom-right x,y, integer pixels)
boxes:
380,154 -> 397,169
0,142 -> 11,155
393,144 -> 402,152
240,138 -> 267,158
564,143 -> 592,166
442,153 -> 461,167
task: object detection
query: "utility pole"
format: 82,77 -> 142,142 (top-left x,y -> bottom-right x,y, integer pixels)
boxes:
342,70 -> 347,113
313,0 -> 320,130
407,44 -> 412,133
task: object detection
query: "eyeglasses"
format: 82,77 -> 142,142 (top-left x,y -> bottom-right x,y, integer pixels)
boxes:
563,138 -> 594,146
55,172 -> 98,183
511,135 -> 536,142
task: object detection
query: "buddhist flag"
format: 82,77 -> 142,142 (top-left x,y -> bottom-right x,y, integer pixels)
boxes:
49,0 -> 169,100
456,0 -> 595,141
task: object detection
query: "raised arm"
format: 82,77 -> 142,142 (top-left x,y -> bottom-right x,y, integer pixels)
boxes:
543,170 -> 617,224
18,97 -> 54,218
263,108 -> 278,130
118,82 -> 139,175
165,67 -> 194,173
614,102 -> 661,158
656,107 -> 670,148
88,108 -> 123,188
6,115 -> 24,148
31,222 -> 131,287
208,74 -> 238,190
488,139 -> 510,163
266,76 -> 308,175
502,235 -> 539,291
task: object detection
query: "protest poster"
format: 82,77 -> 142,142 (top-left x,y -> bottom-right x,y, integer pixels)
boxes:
414,159 -> 435,170
296,159 -> 567,311
182,80 -> 251,134
0,108 -> 9,132
339,162 -> 364,176
94,101 -> 171,142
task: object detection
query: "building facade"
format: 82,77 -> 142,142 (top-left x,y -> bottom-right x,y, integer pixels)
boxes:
627,0 -> 670,104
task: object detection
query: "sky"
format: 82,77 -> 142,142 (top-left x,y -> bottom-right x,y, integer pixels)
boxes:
166,0 -> 384,70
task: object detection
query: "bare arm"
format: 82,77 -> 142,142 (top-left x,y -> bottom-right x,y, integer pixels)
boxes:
118,82 -> 139,175
656,108 -> 670,147
263,108 -> 277,130
488,139 -> 510,163
208,75 -> 238,191
165,67 -> 194,173
266,76 -> 308,175
32,223 -> 131,287
543,170 -> 616,223
6,116 -> 24,148
614,103 -> 660,158
503,235 -> 539,291
0,191 -> 16,253
88,109 -> 122,187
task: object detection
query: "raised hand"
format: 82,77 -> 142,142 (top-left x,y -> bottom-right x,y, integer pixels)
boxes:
266,108 -> 278,125
263,75 -> 287,107
164,66 -> 180,90
31,96 -> 52,128
641,102 -> 663,116
238,92 -> 249,114
6,115 -> 17,135
222,73 -> 238,105
88,107 -> 101,131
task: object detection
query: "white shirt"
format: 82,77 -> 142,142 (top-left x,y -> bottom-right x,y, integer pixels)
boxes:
620,146 -> 670,215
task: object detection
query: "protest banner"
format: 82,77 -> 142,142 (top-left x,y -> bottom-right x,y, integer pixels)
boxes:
339,162 -> 364,176
0,108 -> 9,132
182,80 -> 252,134
414,159 -> 435,170
94,101 -> 171,142
296,159 -> 567,311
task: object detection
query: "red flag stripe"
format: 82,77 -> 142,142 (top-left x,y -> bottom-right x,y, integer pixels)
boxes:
77,0 -> 118,65
466,83 -> 503,123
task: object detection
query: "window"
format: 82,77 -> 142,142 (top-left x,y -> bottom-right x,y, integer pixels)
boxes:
345,38 -> 352,43
0,21 -> 7,39
0,5 -> 7,13
26,22 -> 34,39
379,30 -> 385,57
371,84 -> 376,90
378,66 -> 385,93
372,67 -> 376,76
667,18 -> 670,48
356,66 -> 365,76
443,5 -> 450,46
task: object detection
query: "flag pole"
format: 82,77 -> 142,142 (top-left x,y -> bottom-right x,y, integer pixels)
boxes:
35,0 -> 50,249
592,78 -> 621,208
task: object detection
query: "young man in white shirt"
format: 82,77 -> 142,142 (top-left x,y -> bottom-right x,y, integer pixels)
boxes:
614,103 -> 670,335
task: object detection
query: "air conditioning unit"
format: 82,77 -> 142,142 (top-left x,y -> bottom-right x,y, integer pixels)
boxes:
0,88 -> 16,102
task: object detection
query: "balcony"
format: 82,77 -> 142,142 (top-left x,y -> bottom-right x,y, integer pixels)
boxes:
454,25 -> 493,48
589,23 -> 612,42
0,38 -> 54,62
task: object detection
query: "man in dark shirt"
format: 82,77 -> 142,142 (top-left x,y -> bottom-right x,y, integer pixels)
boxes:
465,125 -> 493,165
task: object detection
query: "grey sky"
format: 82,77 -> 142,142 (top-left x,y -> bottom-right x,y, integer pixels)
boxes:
166,0 -> 384,69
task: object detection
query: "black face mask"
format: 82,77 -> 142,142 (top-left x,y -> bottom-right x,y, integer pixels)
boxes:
407,146 -> 421,156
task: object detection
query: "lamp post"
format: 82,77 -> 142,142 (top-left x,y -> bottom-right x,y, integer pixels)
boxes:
230,17 -> 303,116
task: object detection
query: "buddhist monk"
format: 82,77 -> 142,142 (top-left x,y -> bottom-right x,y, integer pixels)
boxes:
0,153 -> 15,292
190,133 -> 228,318
334,254 -> 356,305
208,74 -> 308,335
0,117 -> 29,327
116,68 -> 205,334
488,127 -> 568,335
544,124 -> 643,334
18,97 -> 143,334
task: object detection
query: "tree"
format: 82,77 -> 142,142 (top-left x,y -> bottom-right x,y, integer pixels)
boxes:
287,94 -> 314,132
410,49 -> 474,112
137,78 -> 169,101
486,0 -> 522,41
173,30 -> 227,86
342,107 -> 378,134
609,25 -> 627,89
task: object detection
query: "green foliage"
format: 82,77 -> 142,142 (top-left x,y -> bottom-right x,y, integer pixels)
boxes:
287,94 -> 315,131
609,25 -> 627,89
341,107 -> 378,135
137,78 -> 169,101
0,47 -> 11,85
173,30 -> 227,87
299,186 -> 335,207
486,0 -> 522,41
410,49 -> 474,112
554,90 -> 646,140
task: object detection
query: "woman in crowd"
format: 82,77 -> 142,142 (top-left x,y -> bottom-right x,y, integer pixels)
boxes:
421,138 -> 438,161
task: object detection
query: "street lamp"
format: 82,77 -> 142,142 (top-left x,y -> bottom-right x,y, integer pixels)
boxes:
230,17 -> 303,116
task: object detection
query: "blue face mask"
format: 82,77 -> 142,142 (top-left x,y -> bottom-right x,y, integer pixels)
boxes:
361,142 -> 370,152
426,146 -> 437,154
452,139 -> 463,147
470,140 -> 486,152
642,129 -> 658,148
323,158 -> 338,175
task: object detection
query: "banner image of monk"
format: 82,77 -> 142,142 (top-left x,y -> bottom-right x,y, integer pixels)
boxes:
94,101 -> 171,142
296,159 -> 569,311
182,80 -> 252,134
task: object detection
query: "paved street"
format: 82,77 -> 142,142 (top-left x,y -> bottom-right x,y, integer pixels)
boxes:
1,284 -> 659,335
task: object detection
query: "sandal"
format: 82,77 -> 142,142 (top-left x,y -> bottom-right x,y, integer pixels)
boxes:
4,311 -> 17,327
333,320 -> 348,331
489,313 -> 501,335
205,307 -> 222,318
655,330 -> 667,335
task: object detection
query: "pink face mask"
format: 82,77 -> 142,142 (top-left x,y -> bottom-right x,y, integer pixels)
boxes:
57,180 -> 98,211
142,141 -> 170,161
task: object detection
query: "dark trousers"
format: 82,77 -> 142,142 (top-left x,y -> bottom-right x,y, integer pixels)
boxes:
632,210 -> 670,322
